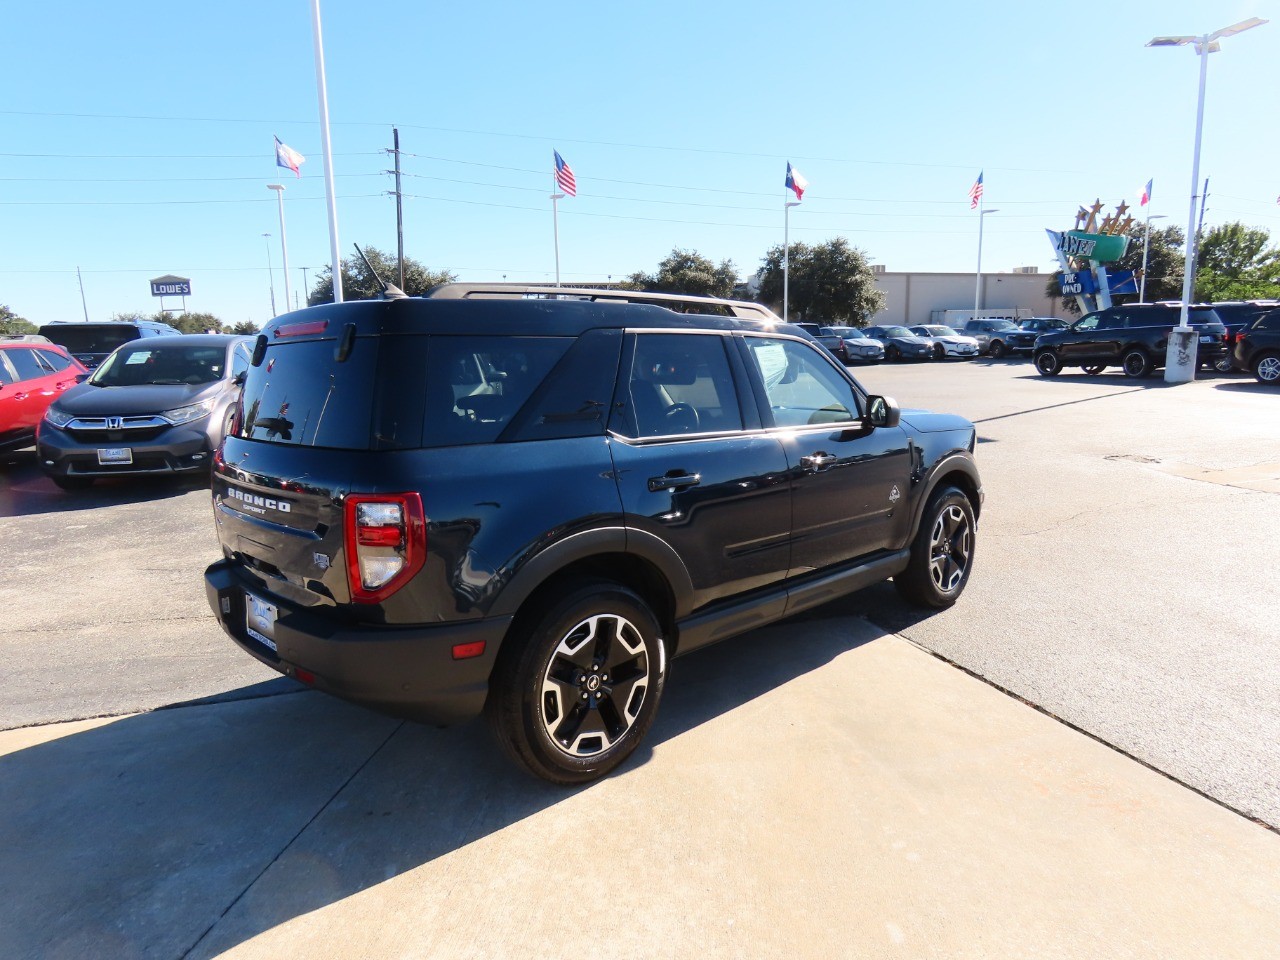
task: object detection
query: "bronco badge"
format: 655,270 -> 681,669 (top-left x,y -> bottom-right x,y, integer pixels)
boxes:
889,485 -> 901,503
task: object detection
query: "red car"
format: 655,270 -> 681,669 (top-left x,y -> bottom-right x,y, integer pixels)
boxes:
0,338 -> 87,453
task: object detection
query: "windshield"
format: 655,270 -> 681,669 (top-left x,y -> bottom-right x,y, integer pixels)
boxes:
42,325 -> 139,354
90,342 -> 227,387
882,326 -> 912,338
989,320 -> 1018,331
919,326 -> 957,336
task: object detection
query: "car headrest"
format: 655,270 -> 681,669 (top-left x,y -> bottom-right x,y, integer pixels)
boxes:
635,351 -> 698,385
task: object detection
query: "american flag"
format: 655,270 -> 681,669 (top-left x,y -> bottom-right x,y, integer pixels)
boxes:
968,171 -> 984,209
553,150 -> 577,197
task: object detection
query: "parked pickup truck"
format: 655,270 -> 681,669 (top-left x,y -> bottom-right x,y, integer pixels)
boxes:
1032,303 -> 1228,378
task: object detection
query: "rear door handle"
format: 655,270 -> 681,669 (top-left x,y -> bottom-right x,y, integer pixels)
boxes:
800,452 -> 837,473
648,471 -> 701,492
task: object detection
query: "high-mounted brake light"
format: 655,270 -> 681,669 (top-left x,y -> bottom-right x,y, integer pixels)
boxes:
274,319 -> 329,339
344,493 -> 426,603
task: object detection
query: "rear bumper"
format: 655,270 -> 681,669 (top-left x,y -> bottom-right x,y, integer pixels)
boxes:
204,559 -> 511,726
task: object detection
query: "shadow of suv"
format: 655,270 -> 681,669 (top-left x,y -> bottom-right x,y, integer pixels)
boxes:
204,290 -> 983,783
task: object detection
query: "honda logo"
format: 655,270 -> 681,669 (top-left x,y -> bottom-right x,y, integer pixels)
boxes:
107,417 -> 124,430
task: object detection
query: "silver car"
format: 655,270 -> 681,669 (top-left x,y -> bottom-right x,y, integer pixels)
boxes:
826,326 -> 886,364
908,325 -> 982,360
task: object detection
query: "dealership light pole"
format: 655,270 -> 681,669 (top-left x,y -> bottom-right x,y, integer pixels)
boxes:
973,209 -> 999,320
267,184 -> 292,312
262,233 -> 277,318
1138,214 -> 1168,303
1148,16 -> 1267,382
309,0 -> 343,302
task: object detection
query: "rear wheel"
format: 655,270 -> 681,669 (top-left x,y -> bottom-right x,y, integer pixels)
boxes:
1034,350 -> 1062,377
1213,355 -> 1235,374
487,581 -> 666,784
895,486 -> 976,609
1255,352 -> 1280,385
988,340 -> 1006,359
1122,348 -> 1154,378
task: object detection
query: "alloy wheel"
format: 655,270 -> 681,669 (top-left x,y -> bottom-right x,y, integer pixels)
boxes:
540,613 -> 651,758
1257,355 -> 1280,383
929,505 -> 971,593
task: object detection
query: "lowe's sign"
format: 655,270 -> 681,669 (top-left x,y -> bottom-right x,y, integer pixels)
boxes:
150,275 -> 192,297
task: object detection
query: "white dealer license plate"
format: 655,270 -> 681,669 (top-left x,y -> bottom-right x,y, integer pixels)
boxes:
245,593 -> 278,652
97,447 -> 132,465
1199,336 -> 1214,343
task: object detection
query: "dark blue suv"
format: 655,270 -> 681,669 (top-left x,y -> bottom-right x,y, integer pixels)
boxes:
204,288 -> 983,783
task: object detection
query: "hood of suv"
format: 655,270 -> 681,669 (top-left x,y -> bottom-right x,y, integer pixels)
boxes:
900,410 -> 973,433
53,381 -> 224,417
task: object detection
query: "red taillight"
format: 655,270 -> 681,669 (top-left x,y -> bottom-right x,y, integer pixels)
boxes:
343,493 -> 426,604
274,319 -> 329,339
452,641 -> 486,660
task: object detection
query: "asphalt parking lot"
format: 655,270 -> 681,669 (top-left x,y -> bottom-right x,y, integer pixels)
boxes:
1,357 -> 1278,958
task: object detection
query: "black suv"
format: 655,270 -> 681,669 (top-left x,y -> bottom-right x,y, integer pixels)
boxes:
1005,317 -> 1068,355
1211,301 -> 1280,374
204,290 -> 982,783
1033,303 -> 1228,378
1232,308 -> 1280,385
38,319 -> 183,370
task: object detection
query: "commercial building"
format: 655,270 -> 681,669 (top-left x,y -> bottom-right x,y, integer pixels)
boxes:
870,268 -> 1063,326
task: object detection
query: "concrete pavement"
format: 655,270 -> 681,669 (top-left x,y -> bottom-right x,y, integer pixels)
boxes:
3,618 -> 1276,960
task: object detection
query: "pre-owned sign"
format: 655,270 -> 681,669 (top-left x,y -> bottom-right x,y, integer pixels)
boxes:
150,275 -> 192,297
1059,270 -> 1097,296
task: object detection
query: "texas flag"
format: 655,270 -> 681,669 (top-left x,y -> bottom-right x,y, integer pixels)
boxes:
785,162 -> 808,201
1139,178 -> 1153,206
274,136 -> 305,178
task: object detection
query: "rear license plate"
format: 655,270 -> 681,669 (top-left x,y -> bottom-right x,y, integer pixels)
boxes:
97,447 -> 132,465
1199,336 -> 1214,343
245,593 -> 278,652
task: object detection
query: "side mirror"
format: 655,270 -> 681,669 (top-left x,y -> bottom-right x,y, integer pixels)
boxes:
866,394 -> 901,429
233,371 -> 247,386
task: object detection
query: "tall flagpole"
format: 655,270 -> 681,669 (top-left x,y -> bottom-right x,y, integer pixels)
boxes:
973,209 -> 985,321
551,186 -> 565,288
309,0 -> 342,303
1140,207 -> 1153,304
783,195 -> 790,322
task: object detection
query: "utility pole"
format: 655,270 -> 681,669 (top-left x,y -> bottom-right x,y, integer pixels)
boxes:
392,127 -> 405,289
76,266 -> 90,321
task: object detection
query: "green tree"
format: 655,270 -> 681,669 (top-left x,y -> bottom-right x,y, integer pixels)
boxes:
110,310 -> 232,333
308,247 -> 455,304
0,304 -> 36,335
1194,221 -> 1280,302
755,238 -> 886,323
623,248 -> 739,299
1045,224 -> 1186,314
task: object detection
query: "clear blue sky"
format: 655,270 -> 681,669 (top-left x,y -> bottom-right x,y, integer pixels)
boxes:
4,0 -> 1278,328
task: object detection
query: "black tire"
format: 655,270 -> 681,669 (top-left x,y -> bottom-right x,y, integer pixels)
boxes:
486,581 -> 666,785
1213,355 -> 1235,374
1034,350 -> 1062,377
52,475 -> 93,491
1122,348 -> 1154,378
988,340 -> 1006,359
933,343 -> 945,360
1255,352 -> 1280,385
894,486 -> 976,609
886,345 -> 901,362
1082,364 -> 1106,376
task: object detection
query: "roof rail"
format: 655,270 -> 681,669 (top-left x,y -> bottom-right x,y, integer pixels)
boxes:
423,282 -> 781,322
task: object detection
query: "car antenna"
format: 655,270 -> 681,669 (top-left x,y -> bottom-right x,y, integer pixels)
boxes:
353,244 -> 408,300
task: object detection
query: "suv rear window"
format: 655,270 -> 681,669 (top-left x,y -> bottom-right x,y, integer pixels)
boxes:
240,338 -> 380,449
39,324 -> 141,354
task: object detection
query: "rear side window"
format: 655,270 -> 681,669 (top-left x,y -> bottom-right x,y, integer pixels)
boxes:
1,347 -> 45,383
420,336 -> 574,447
35,349 -> 74,372
239,338 -> 379,449
616,333 -> 743,438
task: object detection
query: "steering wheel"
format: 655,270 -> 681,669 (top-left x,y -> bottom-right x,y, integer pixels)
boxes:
664,403 -> 700,432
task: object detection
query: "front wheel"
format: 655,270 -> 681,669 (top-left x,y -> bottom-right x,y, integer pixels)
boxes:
1213,355 -> 1235,374
933,344 -> 945,360
1255,352 -> 1280,385
988,340 -> 1006,359
1122,348 -> 1154,378
1034,350 -> 1062,377
1083,364 -> 1106,376
886,345 -> 901,362
895,486 -> 976,609
487,581 -> 666,784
